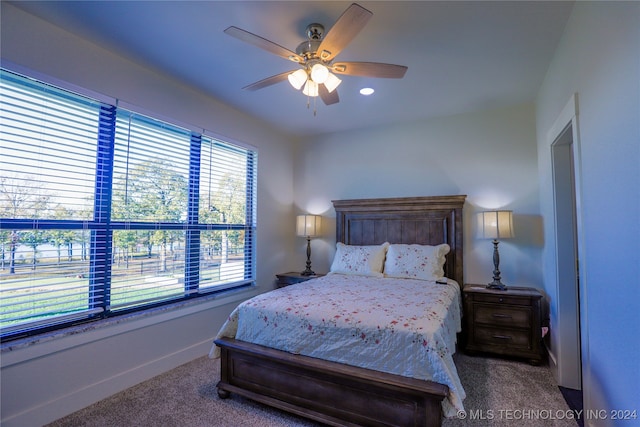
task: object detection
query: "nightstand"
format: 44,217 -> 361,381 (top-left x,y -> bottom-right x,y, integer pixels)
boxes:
463,284 -> 543,365
276,272 -> 325,288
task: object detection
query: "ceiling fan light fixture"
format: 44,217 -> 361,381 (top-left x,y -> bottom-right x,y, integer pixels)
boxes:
302,80 -> 319,97
288,69 -> 308,90
324,72 -> 342,93
310,63 -> 329,84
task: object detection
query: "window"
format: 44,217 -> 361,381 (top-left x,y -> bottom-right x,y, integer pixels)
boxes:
0,68 -> 257,340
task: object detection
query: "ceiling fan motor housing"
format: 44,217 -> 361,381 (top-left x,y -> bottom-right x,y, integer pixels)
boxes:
306,23 -> 324,40
296,24 -> 324,59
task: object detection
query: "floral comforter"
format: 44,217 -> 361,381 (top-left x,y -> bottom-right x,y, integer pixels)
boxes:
210,274 -> 466,417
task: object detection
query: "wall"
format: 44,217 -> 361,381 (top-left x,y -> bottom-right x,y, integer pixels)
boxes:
535,2 -> 639,425
1,4 -> 296,426
294,104 -> 542,288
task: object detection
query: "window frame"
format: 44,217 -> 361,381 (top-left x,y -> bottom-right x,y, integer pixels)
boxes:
0,67 -> 257,341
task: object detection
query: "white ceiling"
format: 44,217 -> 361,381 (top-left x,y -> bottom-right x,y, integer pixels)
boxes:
11,1 -> 574,138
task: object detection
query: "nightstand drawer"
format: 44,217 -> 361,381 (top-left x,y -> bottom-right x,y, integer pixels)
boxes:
474,305 -> 531,328
474,326 -> 531,348
472,293 -> 531,306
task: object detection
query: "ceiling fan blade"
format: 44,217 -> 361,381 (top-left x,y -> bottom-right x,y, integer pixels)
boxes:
242,71 -> 294,91
316,3 -> 373,62
331,62 -> 408,78
224,26 -> 304,63
319,84 -> 340,105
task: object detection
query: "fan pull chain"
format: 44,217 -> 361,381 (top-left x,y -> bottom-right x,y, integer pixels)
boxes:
305,93 -> 318,116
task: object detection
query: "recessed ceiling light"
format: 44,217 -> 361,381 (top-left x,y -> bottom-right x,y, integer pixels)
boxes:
360,87 -> 374,96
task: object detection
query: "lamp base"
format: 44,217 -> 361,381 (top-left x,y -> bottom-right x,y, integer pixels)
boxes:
487,239 -> 507,290
487,280 -> 507,291
301,236 -> 314,276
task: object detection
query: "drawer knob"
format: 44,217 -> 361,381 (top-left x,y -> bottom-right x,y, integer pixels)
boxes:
499,297 -> 504,302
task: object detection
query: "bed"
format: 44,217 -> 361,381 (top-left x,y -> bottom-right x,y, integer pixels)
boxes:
212,195 -> 466,426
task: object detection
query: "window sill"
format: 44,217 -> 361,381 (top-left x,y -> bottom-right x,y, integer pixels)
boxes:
1,285 -> 259,365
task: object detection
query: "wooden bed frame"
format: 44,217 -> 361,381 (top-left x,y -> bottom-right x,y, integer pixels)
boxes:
215,195 -> 466,427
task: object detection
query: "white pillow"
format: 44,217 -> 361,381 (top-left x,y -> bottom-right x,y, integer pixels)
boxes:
329,242 -> 390,277
383,243 -> 450,281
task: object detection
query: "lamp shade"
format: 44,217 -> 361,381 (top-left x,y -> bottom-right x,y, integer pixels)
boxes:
323,72 -> 342,93
302,80 -> 319,97
288,69 -> 307,90
477,210 -> 514,239
297,215 -> 321,237
310,63 -> 329,84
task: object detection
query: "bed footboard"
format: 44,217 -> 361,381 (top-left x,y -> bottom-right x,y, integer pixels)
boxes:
215,337 -> 447,427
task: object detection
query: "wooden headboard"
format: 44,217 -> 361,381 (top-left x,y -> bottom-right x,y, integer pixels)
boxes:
332,195 -> 466,286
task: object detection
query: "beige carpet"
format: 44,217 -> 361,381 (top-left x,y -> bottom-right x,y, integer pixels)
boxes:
47,353 -> 577,427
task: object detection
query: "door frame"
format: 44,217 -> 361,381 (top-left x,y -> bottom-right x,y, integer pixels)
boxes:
546,94 -> 588,395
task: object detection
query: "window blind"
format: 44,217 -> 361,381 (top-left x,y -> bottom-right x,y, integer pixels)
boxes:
109,110 -> 192,310
0,68 -> 257,340
0,70 -> 104,335
198,137 -> 257,291
0,70 -> 100,220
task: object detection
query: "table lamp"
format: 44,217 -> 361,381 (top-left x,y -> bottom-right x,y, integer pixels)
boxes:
296,214 -> 321,276
477,210 -> 514,290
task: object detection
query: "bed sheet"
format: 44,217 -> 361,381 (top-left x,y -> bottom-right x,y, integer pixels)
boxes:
211,274 -> 466,417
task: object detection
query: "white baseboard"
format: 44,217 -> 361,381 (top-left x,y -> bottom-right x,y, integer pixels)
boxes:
2,338 -> 212,427
545,340 -> 559,383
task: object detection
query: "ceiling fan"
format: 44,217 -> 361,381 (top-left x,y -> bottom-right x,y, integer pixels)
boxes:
224,3 -> 408,108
